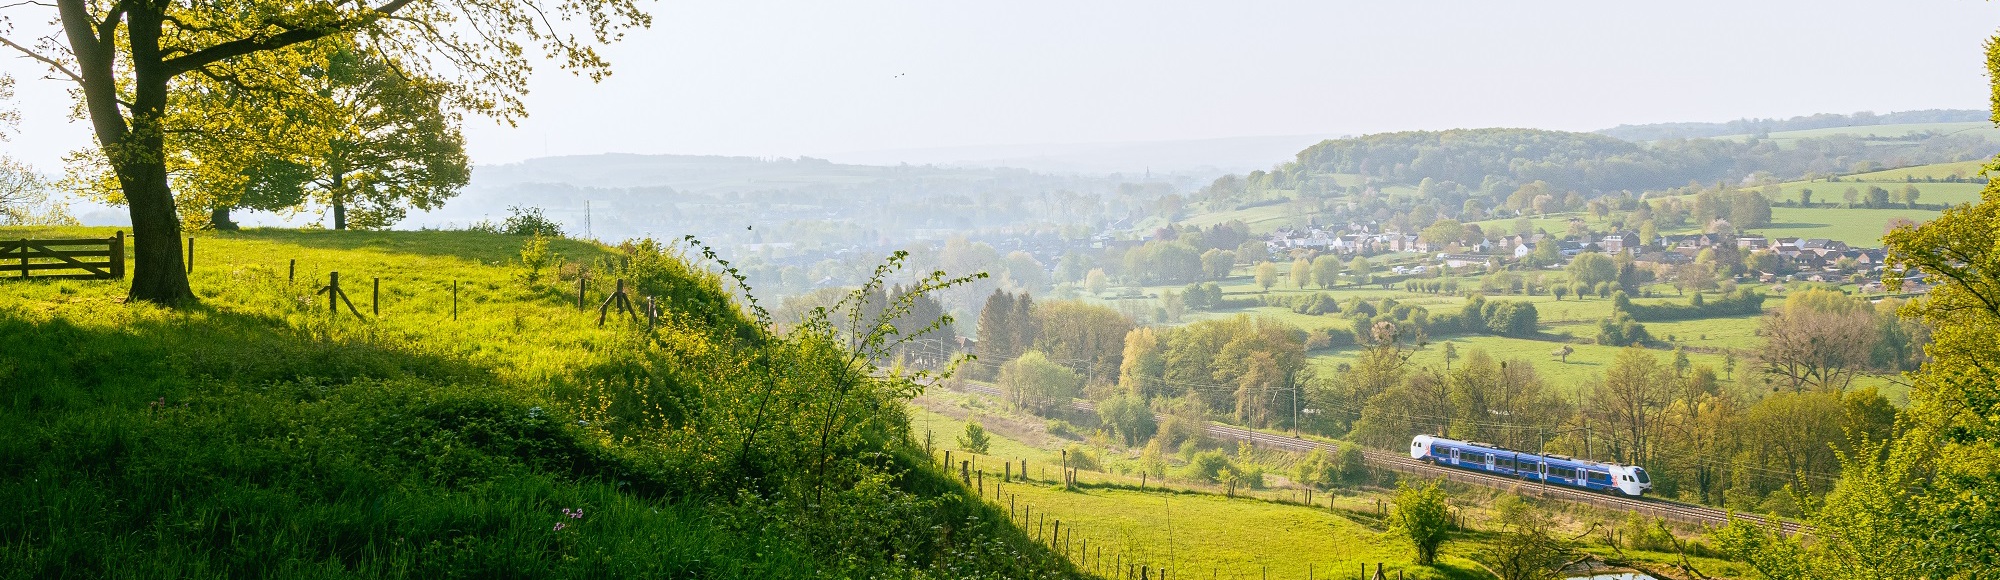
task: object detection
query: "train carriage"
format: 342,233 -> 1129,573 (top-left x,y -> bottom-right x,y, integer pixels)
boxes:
1409,435 -> 1650,496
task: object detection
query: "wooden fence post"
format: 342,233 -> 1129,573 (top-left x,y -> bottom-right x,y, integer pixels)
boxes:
328,271 -> 339,313
452,281 -> 459,321
17,238 -> 28,278
185,237 -> 193,274
577,277 -> 586,310
287,258 -> 294,282
373,277 -> 380,316
110,232 -> 124,279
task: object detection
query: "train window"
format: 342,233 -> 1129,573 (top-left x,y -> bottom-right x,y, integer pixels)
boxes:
1588,471 -> 1612,485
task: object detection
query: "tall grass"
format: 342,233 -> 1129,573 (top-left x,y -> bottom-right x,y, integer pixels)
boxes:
0,226 -> 1085,579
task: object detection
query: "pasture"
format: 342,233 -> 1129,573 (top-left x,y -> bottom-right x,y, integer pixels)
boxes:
1755,206 -> 1939,246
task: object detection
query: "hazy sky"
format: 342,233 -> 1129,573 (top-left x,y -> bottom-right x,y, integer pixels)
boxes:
5,0 -> 1999,172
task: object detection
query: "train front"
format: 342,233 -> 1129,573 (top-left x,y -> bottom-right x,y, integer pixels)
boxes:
1614,465 -> 1653,496
1409,435 -> 1434,461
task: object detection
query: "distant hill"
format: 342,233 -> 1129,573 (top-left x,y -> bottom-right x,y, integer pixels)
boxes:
825,134 -> 1339,176
1597,109 -> 1988,141
1268,124 -> 2000,196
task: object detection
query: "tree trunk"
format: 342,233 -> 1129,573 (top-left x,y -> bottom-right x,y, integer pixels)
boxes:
331,173 -> 347,230
210,205 -> 238,231
60,0 -> 193,306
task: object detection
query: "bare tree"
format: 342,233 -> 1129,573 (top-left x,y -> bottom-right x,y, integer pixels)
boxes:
1756,293 -> 1878,392
1591,346 -> 1673,465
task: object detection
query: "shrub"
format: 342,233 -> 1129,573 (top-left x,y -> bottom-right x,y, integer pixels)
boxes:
1061,443 -> 1101,471
1182,282 -> 1225,310
518,232 -> 556,284
1335,442 -> 1367,485
958,421 -> 992,454
1182,449 -> 1234,483
1597,311 -> 1651,346
1095,393 -> 1157,446
501,205 -> 565,237
1620,514 -> 1677,552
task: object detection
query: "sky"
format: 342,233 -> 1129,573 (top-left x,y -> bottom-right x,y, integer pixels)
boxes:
4,0 -> 2000,173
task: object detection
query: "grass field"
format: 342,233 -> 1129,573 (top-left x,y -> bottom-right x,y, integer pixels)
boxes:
1845,159 -> 1990,182
1759,180 -> 1982,207
1174,201 -> 1315,233
1754,206 -> 1940,246
0,226 -> 1083,579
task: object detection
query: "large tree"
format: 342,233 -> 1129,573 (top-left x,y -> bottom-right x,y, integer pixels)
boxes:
282,49 -> 468,230
1,0 -> 648,305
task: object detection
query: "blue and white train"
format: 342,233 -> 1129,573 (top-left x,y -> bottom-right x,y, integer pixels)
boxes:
1409,435 -> 1652,496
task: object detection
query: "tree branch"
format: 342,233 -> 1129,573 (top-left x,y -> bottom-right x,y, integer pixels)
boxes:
0,34 -> 82,83
160,0 -> 417,77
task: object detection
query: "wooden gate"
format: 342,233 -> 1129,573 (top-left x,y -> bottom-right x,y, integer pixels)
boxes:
0,232 -> 125,279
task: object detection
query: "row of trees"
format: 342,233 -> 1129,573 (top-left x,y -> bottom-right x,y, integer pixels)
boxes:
1329,326 -> 1898,511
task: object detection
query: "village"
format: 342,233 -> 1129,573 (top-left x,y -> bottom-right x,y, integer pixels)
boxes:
1266,216 -> 1914,294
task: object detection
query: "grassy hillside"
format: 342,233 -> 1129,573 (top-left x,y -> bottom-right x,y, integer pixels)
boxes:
0,227 -> 1084,579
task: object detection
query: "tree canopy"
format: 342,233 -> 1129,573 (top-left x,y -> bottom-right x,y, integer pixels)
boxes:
2,0 -> 650,304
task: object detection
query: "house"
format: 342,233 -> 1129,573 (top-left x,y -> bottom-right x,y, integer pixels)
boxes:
1800,238 -> 1847,252
1437,253 -> 1492,268
1514,243 -> 1535,259
1558,240 -> 1602,258
1635,251 -> 1692,266
1854,248 -> 1887,266
1737,235 -> 1769,250
1665,233 -> 1724,250
1599,231 -> 1639,253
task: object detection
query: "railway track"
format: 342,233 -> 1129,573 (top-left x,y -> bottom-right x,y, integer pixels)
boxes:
947,382 -> 1804,536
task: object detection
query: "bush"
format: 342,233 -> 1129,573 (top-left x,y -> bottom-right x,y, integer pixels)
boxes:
1335,442 -> 1367,485
518,232 -> 556,284
1095,393 -> 1157,446
1061,443 -> 1101,472
502,205 -> 565,237
1620,514 -> 1676,552
1182,449 -> 1234,483
1597,311 -> 1651,346
958,421 -> 992,454
1183,282 -> 1225,310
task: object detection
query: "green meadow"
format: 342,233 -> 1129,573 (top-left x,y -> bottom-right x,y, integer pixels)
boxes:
0,226 -> 1082,579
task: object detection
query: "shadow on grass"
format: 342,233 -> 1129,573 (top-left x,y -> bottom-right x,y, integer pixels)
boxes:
0,301 -> 491,412
218,228 -> 622,266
